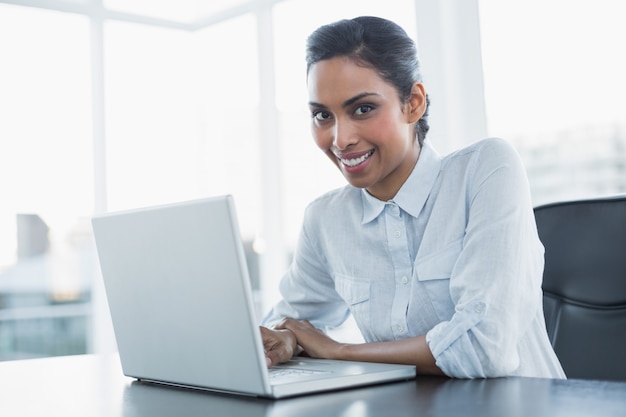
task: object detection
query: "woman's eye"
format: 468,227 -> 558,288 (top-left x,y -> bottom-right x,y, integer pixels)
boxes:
313,111 -> 332,121
354,105 -> 373,115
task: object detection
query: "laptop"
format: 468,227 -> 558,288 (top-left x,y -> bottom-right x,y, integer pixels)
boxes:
91,195 -> 416,398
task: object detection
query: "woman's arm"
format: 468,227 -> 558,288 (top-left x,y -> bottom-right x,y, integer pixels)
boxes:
423,138 -> 544,377
261,200 -> 352,331
276,318 -> 445,376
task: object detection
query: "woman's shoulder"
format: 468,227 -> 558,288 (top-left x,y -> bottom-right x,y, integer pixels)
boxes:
448,137 -> 518,158
307,184 -> 360,211
301,185 -> 361,228
442,137 -> 523,170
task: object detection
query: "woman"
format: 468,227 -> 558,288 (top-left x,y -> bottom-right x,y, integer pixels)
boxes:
261,16 -> 565,379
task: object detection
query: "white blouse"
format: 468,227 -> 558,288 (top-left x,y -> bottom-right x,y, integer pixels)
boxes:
263,138 -> 566,379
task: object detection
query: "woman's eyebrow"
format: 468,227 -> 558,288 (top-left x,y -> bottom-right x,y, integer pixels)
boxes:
342,92 -> 379,108
308,101 -> 327,109
308,92 -> 381,110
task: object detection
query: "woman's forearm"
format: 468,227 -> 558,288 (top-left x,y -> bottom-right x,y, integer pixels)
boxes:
337,335 -> 445,376
277,318 -> 445,376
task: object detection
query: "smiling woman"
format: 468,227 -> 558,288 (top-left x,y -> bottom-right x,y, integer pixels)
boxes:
307,57 -> 425,201
260,16 -> 566,380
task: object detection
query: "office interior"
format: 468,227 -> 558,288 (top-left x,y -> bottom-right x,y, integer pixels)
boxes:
1,0 -> 625,362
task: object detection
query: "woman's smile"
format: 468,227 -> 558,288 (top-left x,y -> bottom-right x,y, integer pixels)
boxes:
335,149 -> 375,168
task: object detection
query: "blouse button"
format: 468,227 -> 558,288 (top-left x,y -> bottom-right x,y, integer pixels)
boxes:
401,276 -> 409,285
474,302 -> 485,314
394,230 -> 401,238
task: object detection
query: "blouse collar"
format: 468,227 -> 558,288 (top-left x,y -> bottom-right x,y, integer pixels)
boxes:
361,140 -> 442,224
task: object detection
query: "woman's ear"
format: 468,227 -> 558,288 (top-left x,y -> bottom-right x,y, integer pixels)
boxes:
406,82 -> 427,123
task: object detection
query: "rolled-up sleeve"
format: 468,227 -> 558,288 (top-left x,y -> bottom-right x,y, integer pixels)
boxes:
425,139 -> 544,378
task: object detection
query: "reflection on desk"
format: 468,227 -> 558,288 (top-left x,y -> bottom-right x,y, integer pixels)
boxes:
1,354 -> 625,417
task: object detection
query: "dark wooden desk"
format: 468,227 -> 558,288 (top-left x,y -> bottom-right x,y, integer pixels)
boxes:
1,354 -> 625,417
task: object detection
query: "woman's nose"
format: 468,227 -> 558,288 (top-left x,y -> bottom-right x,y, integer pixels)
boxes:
332,120 -> 358,150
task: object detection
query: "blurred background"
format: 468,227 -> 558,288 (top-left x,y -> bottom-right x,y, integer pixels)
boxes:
1,0 -> 625,360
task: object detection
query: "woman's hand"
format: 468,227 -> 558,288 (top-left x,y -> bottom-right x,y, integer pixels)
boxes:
275,318 -> 344,360
260,326 -> 300,367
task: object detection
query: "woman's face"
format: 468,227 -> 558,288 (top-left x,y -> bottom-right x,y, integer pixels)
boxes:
307,57 -> 427,201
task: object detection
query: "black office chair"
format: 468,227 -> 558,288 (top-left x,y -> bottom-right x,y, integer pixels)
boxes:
534,195 -> 626,381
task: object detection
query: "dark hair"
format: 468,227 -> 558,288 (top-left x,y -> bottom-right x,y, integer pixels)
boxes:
306,16 -> 430,145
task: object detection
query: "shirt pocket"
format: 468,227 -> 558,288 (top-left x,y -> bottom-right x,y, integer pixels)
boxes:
333,273 -> 371,333
414,239 -> 463,316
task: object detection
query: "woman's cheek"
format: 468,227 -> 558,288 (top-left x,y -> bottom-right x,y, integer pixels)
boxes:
312,126 -> 332,151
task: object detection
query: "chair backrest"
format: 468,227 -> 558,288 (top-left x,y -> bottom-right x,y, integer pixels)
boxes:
534,195 -> 626,381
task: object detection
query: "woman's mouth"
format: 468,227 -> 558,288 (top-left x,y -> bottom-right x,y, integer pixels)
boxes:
336,150 -> 374,167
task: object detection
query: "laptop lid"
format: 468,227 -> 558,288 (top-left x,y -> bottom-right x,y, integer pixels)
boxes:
92,196 -> 415,398
93,196 -> 271,396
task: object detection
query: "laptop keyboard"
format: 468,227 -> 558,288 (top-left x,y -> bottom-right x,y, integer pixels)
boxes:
268,367 -> 330,379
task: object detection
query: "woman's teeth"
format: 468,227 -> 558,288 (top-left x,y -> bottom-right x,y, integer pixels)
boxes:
341,150 -> 373,167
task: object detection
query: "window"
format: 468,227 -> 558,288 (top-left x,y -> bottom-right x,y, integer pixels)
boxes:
0,2 -> 265,359
104,22 -> 200,211
479,0 -> 626,205
194,14 -> 261,239
0,4 -> 93,359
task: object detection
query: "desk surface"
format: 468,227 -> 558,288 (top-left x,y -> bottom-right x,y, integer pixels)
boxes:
1,354 -> 625,417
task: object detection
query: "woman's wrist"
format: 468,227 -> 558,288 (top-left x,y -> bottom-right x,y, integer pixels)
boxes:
332,342 -> 353,361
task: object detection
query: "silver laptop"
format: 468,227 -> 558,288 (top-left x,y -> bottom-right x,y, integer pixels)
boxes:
91,195 -> 415,398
